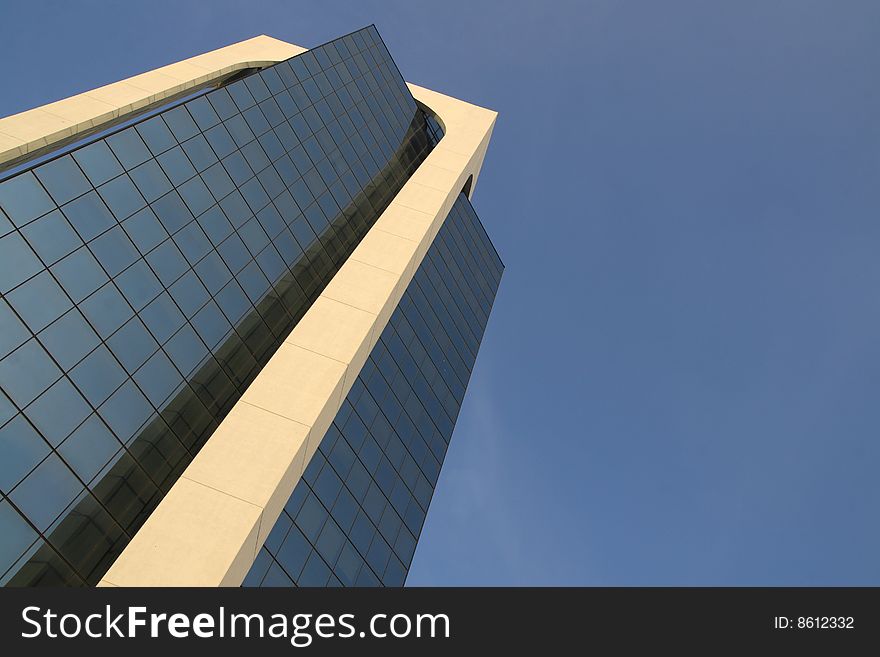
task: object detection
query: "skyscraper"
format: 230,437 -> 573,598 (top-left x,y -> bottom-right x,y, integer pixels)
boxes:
0,26 -> 501,587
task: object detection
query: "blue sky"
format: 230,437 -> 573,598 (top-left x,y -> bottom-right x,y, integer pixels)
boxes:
3,1 -> 879,585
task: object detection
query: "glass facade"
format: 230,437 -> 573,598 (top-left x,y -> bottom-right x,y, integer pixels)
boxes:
0,26 -> 445,586
243,193 -> 503,586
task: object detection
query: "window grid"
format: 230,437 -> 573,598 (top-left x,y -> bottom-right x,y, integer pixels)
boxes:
0,26 -> 442,586
245,193 -> 503,587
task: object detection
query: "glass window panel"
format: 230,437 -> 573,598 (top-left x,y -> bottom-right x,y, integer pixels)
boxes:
294,493 -> 327,543
347,509 -> 374,557
0,298 -> 30,360
145,239 -> 188,286
136,116 -> 177,155
24,377 -> 91,447
298,551 -> 331,587
273,153 -> 297,186
314,465 -> 342,509
197,204 -> 233,247
303,78 -> 323,103
97,174 -> 145,220
334,541 -> 363,586
134,350 -> 181,407
0,207 -> 11,237
257,166 -> 284,200
207,88 -> 237,120
302,451 -> 324,485
163,106 -> 200,142
73,141 -> 122,187
0,339 -> 62,407
61,190 -> 115,241
197,164 -> 233,204
243,106 -> 270,137
377,502 -> 402,544
216,233 -> 250,273
288,143 -> 311,176
89,225 -> 139,277
241,548 -> 273,587
331,487 -> 358,533
259,99 -> 285,131
140,292 -> 185,344
220,151 -> 253,187
393,526 -> 416,565
218,190 -> 252,229
6,271 -> 73,333
289,57 -> 311,82
0,171 -> 55,227
2,537 -> 85,586
187,96 -> 221,131
275,61 -> 299,88
382,554 -> 406,586
238,217 -> 270,255
169,270 -> 209,318
244,74 -> 271,103
214,279 -> 251,324
79,282 -> 133,339
151,190 -> 194,234
225,114 -> 255,147
114,260 -> 161,311
51,246 -> 109,303
157,146 -> 196,186
21,209 -> 82,265
46,489 -> 125,585
191,300 -> 230,350
260,560 -> 293,586
226,80 -> 256,111
106,316 -> 158,373
181,134 -> 217,172
303,205 -> 328,241
129,159 -> 173,203
193,250 -> 232,295
87,448 -> 156,533
10,453 -> 82,531
122,206 -> 167,254
289,114 -> 312,145
58,414 -> 121,482
204,123 -> 236,159
255,245 -> 285,283
97,380 -> 153,443
240,177 -> 269,212
0,499 -> 38,578
106,128 -> 151,169
262,66 -> 285,93
0,415 -> 50,492
0,231 -> 44,293
328,437 -> 356,480
178,175 -> 214,217
241,140 -> 270,173
273,229 -> 303,267
70,345 -> 126,407
164,324 -> 207,377
283,484 -> 309,521
316,518 -> 345,566
236,261 -> 270,304
34,155 -> 91,206
366,533 -> 391,577
265,513 -> 292,561
37,308 -> 100,371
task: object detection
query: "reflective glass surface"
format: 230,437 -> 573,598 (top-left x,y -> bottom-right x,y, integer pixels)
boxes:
0,26 -> 443,586
244,193 -> 503,587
